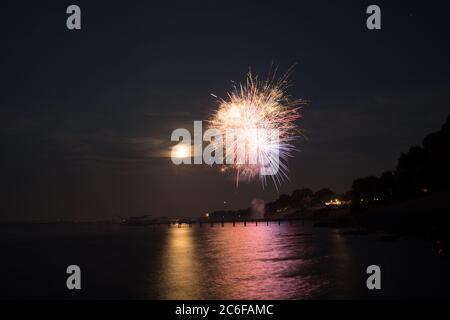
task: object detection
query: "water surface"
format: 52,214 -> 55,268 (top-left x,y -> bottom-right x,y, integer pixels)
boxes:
1,223 -> 449,299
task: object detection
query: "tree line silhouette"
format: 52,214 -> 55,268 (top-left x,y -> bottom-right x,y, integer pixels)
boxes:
352,115 -> 450,211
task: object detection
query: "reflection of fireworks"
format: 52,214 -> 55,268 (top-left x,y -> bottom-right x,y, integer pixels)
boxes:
208,67 -> 304,188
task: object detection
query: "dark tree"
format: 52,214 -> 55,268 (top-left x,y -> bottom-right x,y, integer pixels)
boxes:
395,146 -> 427,198
377,171 -> 395,202
314,188 -> 335,201
422,115 -> 450,192
291,188 -> 313,207
352,176 -> 378,205
352,115 -> 450,210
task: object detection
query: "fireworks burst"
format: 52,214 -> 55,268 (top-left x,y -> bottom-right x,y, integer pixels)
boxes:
208,66 -> 304,188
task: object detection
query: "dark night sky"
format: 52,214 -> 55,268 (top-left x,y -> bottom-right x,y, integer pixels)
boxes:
1,1 -> 450,221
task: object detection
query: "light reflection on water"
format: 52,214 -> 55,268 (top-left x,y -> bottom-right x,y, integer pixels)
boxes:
2,223 -> 450,299
158,224 -> 343,299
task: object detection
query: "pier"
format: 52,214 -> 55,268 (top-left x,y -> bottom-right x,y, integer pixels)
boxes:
150,218 -> 305,228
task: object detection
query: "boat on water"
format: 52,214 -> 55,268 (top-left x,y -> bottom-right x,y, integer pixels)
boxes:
120,215 -> 197,227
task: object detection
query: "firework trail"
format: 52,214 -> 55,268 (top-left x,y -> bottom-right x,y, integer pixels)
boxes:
208,66 -> 304,189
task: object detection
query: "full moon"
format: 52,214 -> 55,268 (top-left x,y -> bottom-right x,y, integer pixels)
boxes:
172,145 -> 191,158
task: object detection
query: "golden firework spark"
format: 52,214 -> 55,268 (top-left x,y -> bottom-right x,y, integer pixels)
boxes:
208,66 -> 304,188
